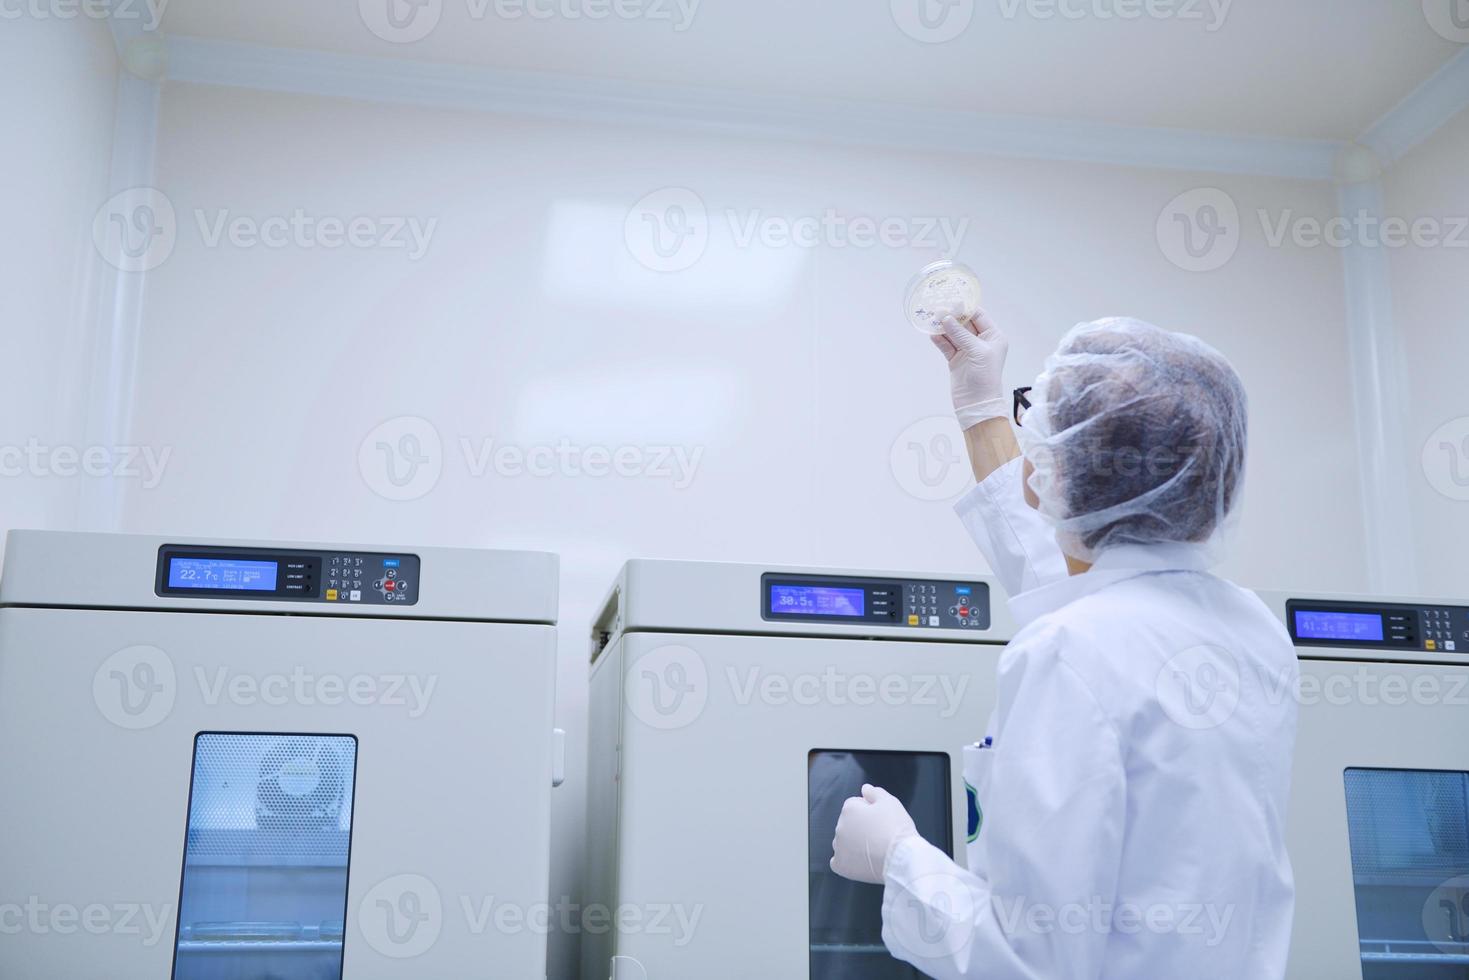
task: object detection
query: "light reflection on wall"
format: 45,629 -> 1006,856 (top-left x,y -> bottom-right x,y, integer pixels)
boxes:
540,197 -> 809,314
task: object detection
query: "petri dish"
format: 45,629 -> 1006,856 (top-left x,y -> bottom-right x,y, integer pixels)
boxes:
905,260 -> 982,335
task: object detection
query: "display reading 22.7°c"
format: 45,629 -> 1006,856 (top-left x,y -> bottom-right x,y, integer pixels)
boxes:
167,558 -> 279,592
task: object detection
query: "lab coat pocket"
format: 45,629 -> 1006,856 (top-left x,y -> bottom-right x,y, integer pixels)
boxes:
962,741 -> 994,869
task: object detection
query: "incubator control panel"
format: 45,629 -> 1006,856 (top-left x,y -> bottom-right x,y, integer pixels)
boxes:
761,573 -> 990,630
156,544 -> 420,605
1286,598 -> 1468,655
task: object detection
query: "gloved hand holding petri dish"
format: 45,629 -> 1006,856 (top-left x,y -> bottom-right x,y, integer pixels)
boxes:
904,260 -> 982,335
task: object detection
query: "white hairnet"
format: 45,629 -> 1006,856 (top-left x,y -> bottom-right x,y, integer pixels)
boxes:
1014,317 -> 1247,563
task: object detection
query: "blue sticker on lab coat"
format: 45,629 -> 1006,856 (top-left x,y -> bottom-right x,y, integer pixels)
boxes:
966,781 -> 982,842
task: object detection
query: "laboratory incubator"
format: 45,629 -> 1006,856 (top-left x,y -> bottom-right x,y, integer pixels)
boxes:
0,530 -> 563,980
1262,591 -> 1469,980
582,559 -> 1014,979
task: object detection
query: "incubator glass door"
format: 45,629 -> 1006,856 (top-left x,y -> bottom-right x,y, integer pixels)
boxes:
1343,768 -> 1469,979
808,750 -> 951,979
172,732 -> 359,980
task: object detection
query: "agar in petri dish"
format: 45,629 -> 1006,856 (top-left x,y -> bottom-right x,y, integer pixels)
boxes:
905,260 -> 982,335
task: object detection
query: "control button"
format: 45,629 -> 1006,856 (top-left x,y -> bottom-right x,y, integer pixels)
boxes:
948,606 -> 957,616
1446,641 -> 1457,652
373,579 -> 383,589
349,590 -> 362,602
385,580 -> 396,591
908,615 -> 920,626
396,580 -> 408,590
387,568 -> 397,578
958,606 -> 970,617
326,589 -> 338,600
384,558 -> 400,568
1426,640 -> 1437,651
928,616 -> 941,627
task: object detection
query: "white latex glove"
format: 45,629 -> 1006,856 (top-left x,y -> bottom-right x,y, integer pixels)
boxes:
931,309 -> 1010,429
829,784 -> 919,884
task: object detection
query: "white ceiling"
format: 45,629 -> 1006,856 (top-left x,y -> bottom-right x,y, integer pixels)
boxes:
159,0 -> 1463,141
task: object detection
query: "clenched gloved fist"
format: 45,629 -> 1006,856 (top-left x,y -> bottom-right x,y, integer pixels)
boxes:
830,784 -> 919,885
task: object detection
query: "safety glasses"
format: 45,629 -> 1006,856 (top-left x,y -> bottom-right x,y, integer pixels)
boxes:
1013,386 -> 1033,426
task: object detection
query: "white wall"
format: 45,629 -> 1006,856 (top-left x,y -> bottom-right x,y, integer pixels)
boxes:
0,17 -> 119,544
1382,106 -> 1469,599
114,80 -> 1370,973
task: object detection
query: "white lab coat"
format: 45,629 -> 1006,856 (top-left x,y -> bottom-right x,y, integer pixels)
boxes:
881,457 -> 1298,980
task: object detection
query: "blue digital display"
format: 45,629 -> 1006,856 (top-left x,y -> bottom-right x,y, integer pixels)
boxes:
770,585 -> 865,617
169,558 -> 278,592
1295,610 -> 1384,643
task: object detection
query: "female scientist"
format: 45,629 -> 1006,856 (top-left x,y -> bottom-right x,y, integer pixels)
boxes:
830,311 -> 1299,978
